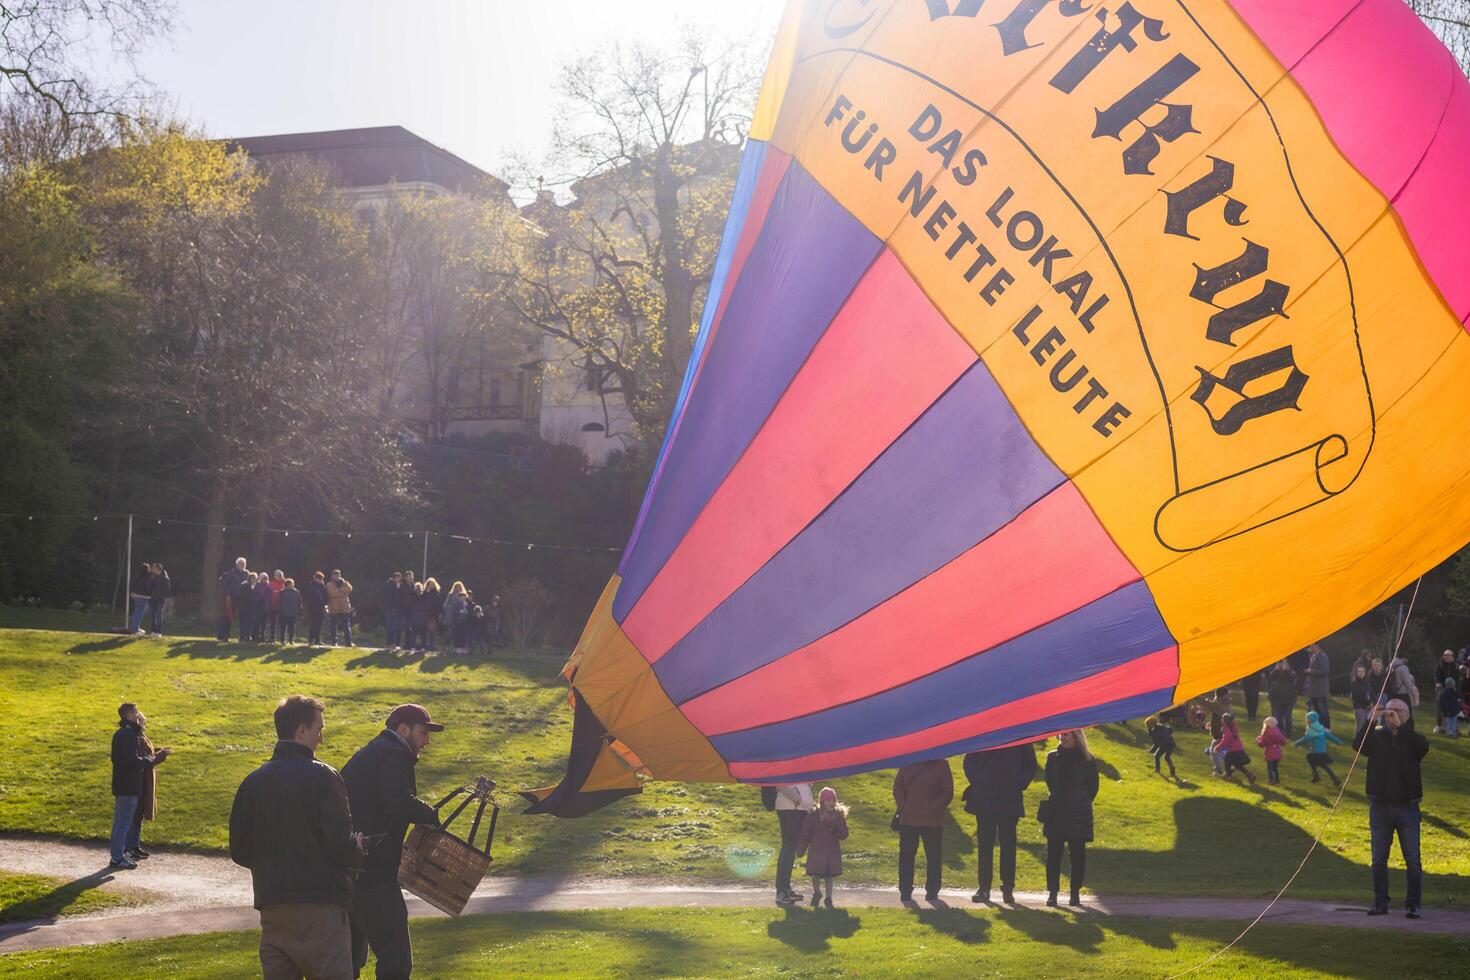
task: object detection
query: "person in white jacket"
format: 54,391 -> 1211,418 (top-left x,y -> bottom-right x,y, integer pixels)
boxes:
774,783 -> 813,905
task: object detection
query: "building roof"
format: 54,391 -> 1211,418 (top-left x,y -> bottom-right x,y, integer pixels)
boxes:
227,125 -> 509,197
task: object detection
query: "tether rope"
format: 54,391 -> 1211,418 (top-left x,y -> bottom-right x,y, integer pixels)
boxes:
1164,576 -> 1423,979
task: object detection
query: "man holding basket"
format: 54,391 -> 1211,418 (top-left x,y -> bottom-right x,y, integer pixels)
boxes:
342,704 -> 444,980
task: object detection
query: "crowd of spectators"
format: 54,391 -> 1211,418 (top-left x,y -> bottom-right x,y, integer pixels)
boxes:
214,557 -> 501,654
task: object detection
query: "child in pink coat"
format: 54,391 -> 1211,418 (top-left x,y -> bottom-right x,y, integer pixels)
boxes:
797,787 -> 849,910
1217,712 -> 1257,785
1256,716 -> 1287,785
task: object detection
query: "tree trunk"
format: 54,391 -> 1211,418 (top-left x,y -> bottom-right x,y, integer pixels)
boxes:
198,480 -> 227,620
654,142 -> 695,421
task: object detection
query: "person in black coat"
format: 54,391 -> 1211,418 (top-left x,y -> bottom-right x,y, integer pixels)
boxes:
230,695 -> 363,979
305,571 -> 329,646
1239,668 -> 1263,722
383,572 -> 406,650
277,578 -> 302,644
963,743 -> 1037,904
1356,698 -> 1430,917
109,703 -> 170,869
341,704 -> 444,980
217,558 -> 250,641
1268,661 -> 1299,738
146,563 -> 170,636
235,573 -> 258,644
1040,729 -> 1099,908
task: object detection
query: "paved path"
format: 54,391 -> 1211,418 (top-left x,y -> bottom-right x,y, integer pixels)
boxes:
2,835 -> 1462,954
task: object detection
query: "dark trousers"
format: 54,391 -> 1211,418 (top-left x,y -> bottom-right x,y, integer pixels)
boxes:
1152,745 -> 1175,773
1271,697 -> 1296,738
385,609 -> 403,647
148,602 -> 164,635
1266,758 -> 1280,783
406,625 -> 427,649
1308,696 -> 1332,730
351,884 -> 412,979
898,825 -> 943,898
1370,800 -> 1422,908
280,615 -> 297,643
1045,838 -> 1087,896
775,810 -> 803,895
1242,677 -> 1261,720
976,816 -> 1018,892
1307,752 -> 1338,781
308,611 -> 324,645
329,612 -> 352,646
239,610 -> 256,643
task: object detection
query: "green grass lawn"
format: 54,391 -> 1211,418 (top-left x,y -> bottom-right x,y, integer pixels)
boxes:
2,907 -> 1467,978
0,871 -> 135,924
1,623 -> 1467,903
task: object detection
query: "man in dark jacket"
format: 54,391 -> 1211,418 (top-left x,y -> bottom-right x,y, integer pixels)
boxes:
1268,661 -> 1299,738
146,562 -> 171,637
1357,698 -> 1430,918
236,573 -> 259,645
306,571 -> 329,646
217,557 -> 250,641
110,703 -> 170,869
342,704 -> 444,980
229,695 -> 362,980
963,743 -> 1037,904
128,562 -> 153,634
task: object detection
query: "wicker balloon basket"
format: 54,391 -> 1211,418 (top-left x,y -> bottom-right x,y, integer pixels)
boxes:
397,776 -> 499,917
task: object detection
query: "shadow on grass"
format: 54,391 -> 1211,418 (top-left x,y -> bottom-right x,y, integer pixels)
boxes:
0,869 -> 114,928
343,649 -> 508,674
942,809 -> 976,871
765,905 -> 862,951
162,640 -> 332,664
911,901 -> 991,944
995,906 -> 1107,952
1017,796 -> 1470,902
66,636 -> 141,655
1424,811 -> 1468,840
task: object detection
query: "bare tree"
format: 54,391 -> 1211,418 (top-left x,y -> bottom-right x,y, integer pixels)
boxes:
1,0 -> 174,123
502,576 -> 552,647
363,189 -> 531,443
484,25 -> 765,450
1406,1 -> 1469,73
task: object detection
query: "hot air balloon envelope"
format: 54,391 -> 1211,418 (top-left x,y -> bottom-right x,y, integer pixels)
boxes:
526,0 -> 1470,815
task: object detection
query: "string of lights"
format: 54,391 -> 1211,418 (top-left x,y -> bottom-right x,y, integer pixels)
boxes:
0,512 -> 621,554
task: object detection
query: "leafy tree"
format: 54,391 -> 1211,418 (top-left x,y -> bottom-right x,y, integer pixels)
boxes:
82,128 -> 415,614
0,158 -> 133,596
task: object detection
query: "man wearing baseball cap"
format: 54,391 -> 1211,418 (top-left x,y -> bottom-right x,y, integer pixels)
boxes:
341,705 -> 444,979
1357,698 -> 1430,919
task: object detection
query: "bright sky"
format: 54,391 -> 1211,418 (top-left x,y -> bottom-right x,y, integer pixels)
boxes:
112,0 -> 787,183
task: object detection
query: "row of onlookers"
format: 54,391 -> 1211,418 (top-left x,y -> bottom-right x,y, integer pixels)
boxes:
213,558 -> 502,654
